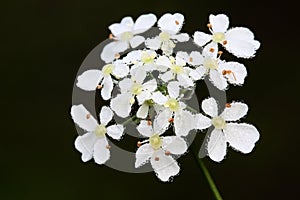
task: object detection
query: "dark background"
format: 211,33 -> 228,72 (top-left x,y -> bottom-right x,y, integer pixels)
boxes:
1,0 -> 299,199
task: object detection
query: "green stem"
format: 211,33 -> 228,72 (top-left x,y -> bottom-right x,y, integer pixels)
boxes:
122,115 -> 137,126
186,105 -> 198,113
191,148 -> 223,200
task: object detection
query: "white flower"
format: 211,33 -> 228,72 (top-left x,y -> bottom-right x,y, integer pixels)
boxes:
71,105 -> 124,164
152,81 -> 196,136
110,72 -> 157,118
145,13 -> 189,54
193,14 -> 260,58
195,97 -> 260,162
156,53 -> 194,88
135,120 -> 187,182
183,48 -> 247,91
76,61 -> 129,100
101,14 -> 157,63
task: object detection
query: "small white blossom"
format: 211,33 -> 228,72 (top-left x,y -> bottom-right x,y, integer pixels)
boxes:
71,105 -> 124,164
76,61 -> 129,100
101,14 -> 157,63
145,13 -> 189,55
135,120 -> 187,182
195,97 -> 260,162
193,14 -> 260,58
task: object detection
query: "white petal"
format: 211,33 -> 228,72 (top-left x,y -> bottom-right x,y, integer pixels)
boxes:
119,78 -> 133,93
112,61 -> 129,78
99,106 -> 113,126
225,123 -> 260,153
221,102 -> 248,121
203,42 -> 218,58
145,36 -> 161,50
174,110 -> 196,136
143,79 -> 157,92
189,51 -> 204,65
135,143 -> 154,168
171,33 -> 189,42
218,61 -> 247,85
201,97 -> 218,117
209,14 -> 229,33
193,31 -> 212,46
133,13 -> 157,34
156,55 -> 172,67
131,67 -> 146,84
150,149 -> 180,182
137,120 -> 153,137
130,35 -> 145,48
136,91 -> 151,104
189,66 -> 206,81
137,104 -> 149,119
177,74 -> 194,88
106,124 -> 124,140
110,92 -> 132,118
101,41 -> 128,63
194,113 -> 212,130
109,23 -> 132,38
74,132 -> 97,162
176,51 -> 189,61
152,91 -> 168,105
120,16 -> 134,27
209,69 -> 228,91
207,129 -> 227,162
71,104 -> 98,132
225,27 -> 260,58
175,56 -> 186,66
122,50 -> 142,64
167,81 -> 180,99
101,76 -> 114,100
158,13 -> 184,34
153,108 -> 172,134
162,136 -> 187,155
93,137 -> 110,164
76,70 -> 103,91
160,71 -> 174,82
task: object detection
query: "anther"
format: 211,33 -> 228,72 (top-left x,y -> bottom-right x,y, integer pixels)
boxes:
155,157 -> 159,161
218,51 -> 223,56
147,120 -> 152,126
165,151 -> 171,156
97,85 -> 102,89
189,57 -> 193,62
175,20 -> 180,25
209,48 -> 215,53
222,70 -> 237,81
115,53 -> 120,59
106,145 -> 111,149
137,141 -> 142,147
86,114 -> 91,119
109,33 -> 114,39
223,40 -> 227,45
168,118 -> 174,123
207,23 -> 212,29
225,103 -> 231,108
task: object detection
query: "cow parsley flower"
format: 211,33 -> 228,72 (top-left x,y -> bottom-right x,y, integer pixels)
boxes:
194,97 -> 260,162
193,14 -> 260,58
145,13 -> 189,55
135,120 -> 188,182
71,105 -> 124,164
76,61 -> 129,100
101,13 -> 157,63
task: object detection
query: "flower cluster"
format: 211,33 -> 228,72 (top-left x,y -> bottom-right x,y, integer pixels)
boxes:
71,13 -> 260,182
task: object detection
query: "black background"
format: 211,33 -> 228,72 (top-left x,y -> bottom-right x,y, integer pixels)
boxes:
1,0 -> 299,199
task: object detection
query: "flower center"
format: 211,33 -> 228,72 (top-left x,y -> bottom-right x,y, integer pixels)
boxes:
149,134 -> 162,150
212,32 -> 225,43
164,98 -> 180,112
145,99 -> 155,106
159,31 -> 170,42
141,51 -> 155,64
102,64 -> 115,76
171,64 -> 184,74
212,116 -> 226,130
95,124 -> 107,137
203,58 -> 218,70
121,31 -> 133,41
131,83 -> 143,95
